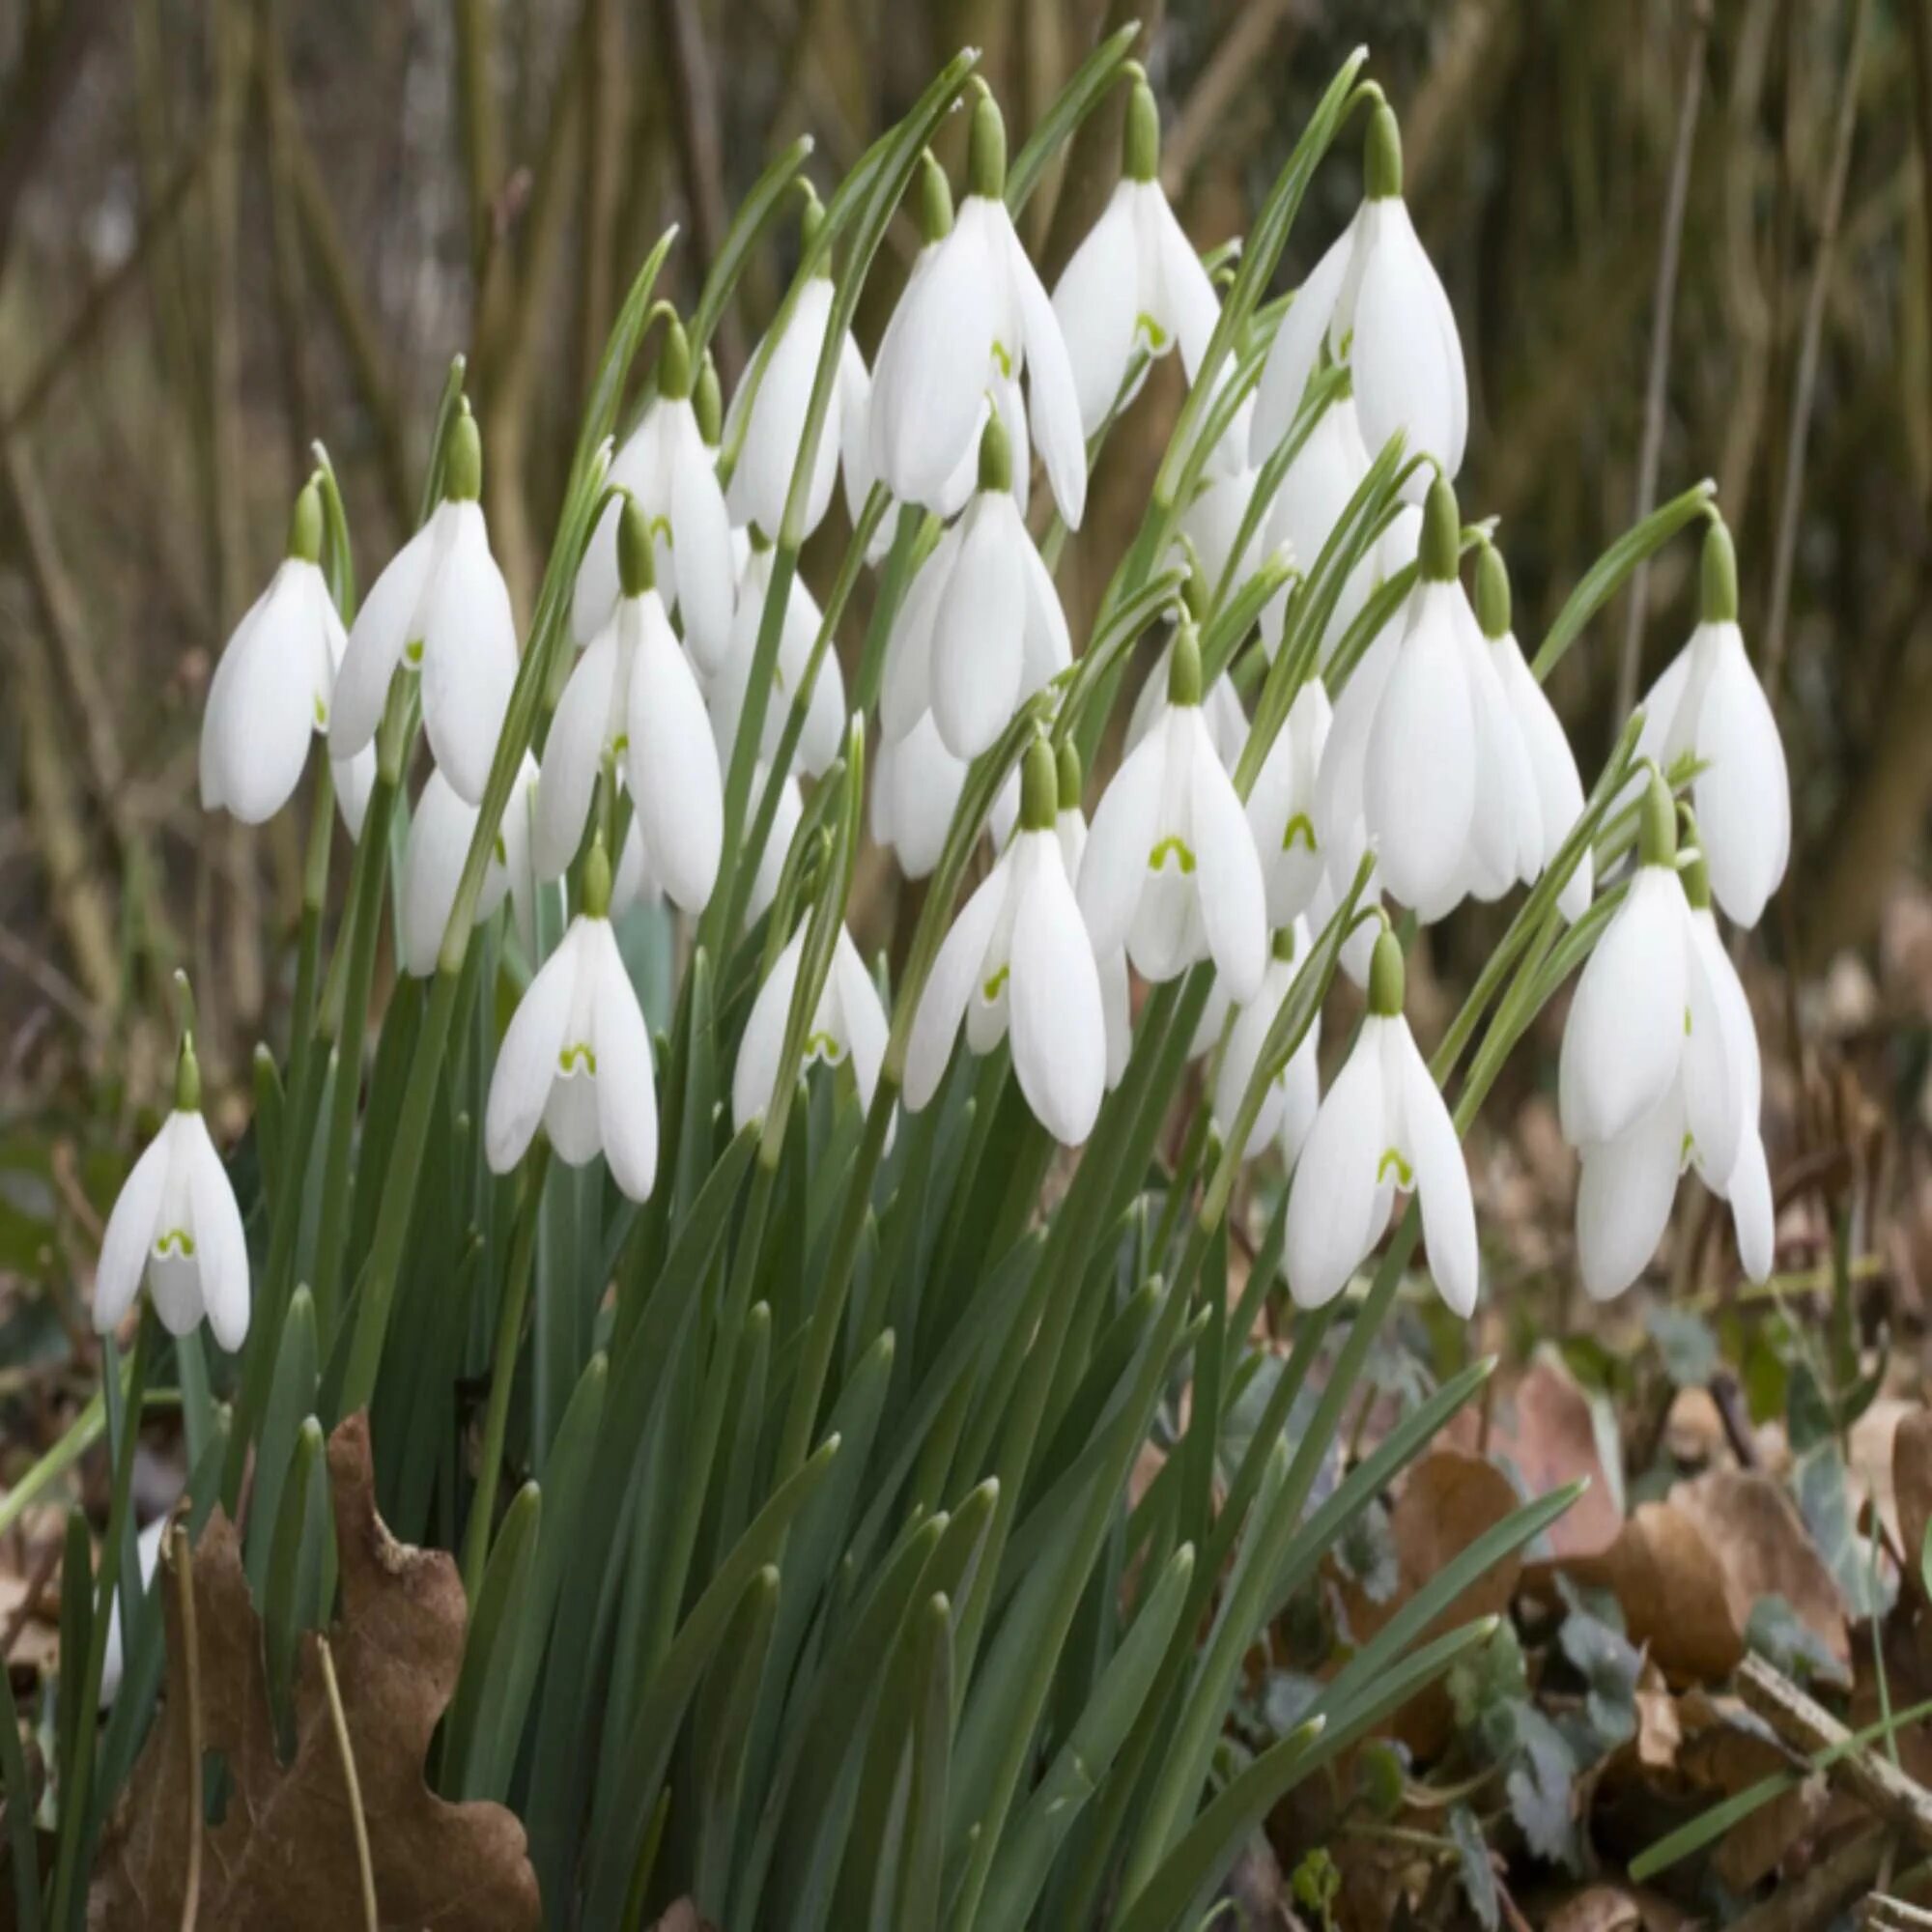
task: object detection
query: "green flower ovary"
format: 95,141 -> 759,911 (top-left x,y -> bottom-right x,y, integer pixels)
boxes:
990,340 -> 1013,380
1148,836 -> 1196,875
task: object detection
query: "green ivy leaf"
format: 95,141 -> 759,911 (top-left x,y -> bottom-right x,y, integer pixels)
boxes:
1745,1593 -> 1851,1690
1505,1707 -> 1579,1867
1450,1804 -> 1499,1932
1646,1306 -> 1718,1388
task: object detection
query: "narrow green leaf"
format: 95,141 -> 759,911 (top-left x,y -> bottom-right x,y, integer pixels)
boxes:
441,1481 -> 541,1799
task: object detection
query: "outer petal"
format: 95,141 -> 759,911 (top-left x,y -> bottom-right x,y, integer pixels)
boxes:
733,928 -> 805,1130
999,205 -> 1088,528
401,769 -> 483,978
421,503 -> 518,805
932,496 -> 1027,759
1098,945 -> 1132,1088
1496,635 -> 1591,921
1283,1022 -> 1390,1309
1691,624 -> 1790,928
201,569 -> 320,823
833,930 -> 891,1121
1017,533 -> 1073,699
903,862 -> 1009,1111
1187,713 -> 1267,1003
1251,223 -> 1352,458
1577,1085 -> 1686,1301
1078,719 -> 1168,958
94,1125 -> 173,1334
629,598 -> 723,912
1683,912 -> 1747,1189
1148,186 -> 1220,383
728,280 -> 838,540
1396,1026 -> 1478,1317
332,746 -> 376,841
667,412 -> 736,673
880,525 -> 961,744
1352,202 -> 1465,479
1277,1011 -> 1321,1171
532,623 -> 618,880
183,1116 -> 249,1350
330,520 -> 437,758
1050,183 -> 1140,435
1557,867 -> 1690,1147
1009,837 -> 1106,1145
872,714 -> 963,880
485,927 -> 580,1173
587,922 -> 658,1200
1213,960 -> 1290,1160
1726,1129 -> 1775,1282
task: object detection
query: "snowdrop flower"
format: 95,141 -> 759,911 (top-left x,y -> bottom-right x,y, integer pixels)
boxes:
1051,73 -> 1218,437
732,920 -> 890,1132
724,195 -> 871,544
1080,619 -> 1267,1002
484,839 -> 657,1201
880,415 -> 1069,761
872,713 -> 965,880
1043,743 -> 1131,1089
869,93 -> 1086,529
1245,677 -> 1333,925
201,478 -> 351,825
1253,104 -> 1465,492
708,538 -> 846,779
1199,922 -> 1322,1167
95,1030 -> 249,1350
1634,522 -> 1789,928
905,737 -> 1108,1144
536,499 -> 723,913
1476,546 -> 1590,923
1565,792 -> 1774,1297
329,410 -> 518,806
400,755 -> 544,978
572,318 -> 735,669
333,744 -> 378,842
1284,928 -> 1476,1315
1126,630 -> 1247,772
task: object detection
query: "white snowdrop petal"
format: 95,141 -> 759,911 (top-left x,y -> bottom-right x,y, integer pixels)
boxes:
1283,1023 -> 1389,1310
1692,626 -> 1790,928
1577,1085 -> 1686,1301
95,1127 -> 173,1335
1397,1029 -> 1478,1317
1149,188 -> 1220,384
588,923 -> 658,1202
903,863 -> 1009,1111
1099,946 -> 1132,1088
545,1068 -> 604,1166
833,931 -> 891,1122
880,526 -> 960,745
1187,715 -> 1267,1004
729,281 -> 837,540
933,498 -> 1027,760
1002,207 -> 1088,530
1051,184 -> 1142,436
184,1116 -> 249,1350
1252,224 -> 1352,460
1009,838 -> 1107,1146
421,504 -> 518,806
668,416 -> 736,674
733,929 -> 805,1132
1352,203 -> 1463,480
332,747 -> 376,842
331,520 -> 437,759
532,626 -> 618,882
202,571 -> 321,823
629,600 -> 723,912
1726,1129 -> 1775,1283
401,770 -> 483,979
1277,1019 -> 1321,1171
872,714 -> 963,880
485,930 -> 581,1174
1496,636 -> 1590,918
1683,915 -> 1746,1188
1017,536 -> 1073,699
1078,724 -> 1168,958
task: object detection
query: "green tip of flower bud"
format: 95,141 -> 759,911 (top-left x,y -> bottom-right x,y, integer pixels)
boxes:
977,410 -> 1011,495
288,478 -> 324,563
582,835 -> 613,919
1474,544 -> 1511,639
618,496 -> 656,597
174,1035 -> 202,1113
1124,78 -> 1160,184
1056,739 -> 1083,810
1700,519 -> 1738,625
1020,735 -> 1058,832
1682,838 -> 1712,910
1638,770 -> 1678,868
695,353 -> 723,445
658,317 -> 693,402
918,150 -> 953,244
444,408 -> 483,502
1167,619 -> 1203,707
1368,928 -> 1406,1017
967,83 -> 1007,199
1365,102 -> 1404,200
1419,476 -> 1461,582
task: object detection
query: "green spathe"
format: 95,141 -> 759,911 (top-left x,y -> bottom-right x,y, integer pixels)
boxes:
1368,928 -> 1405,1017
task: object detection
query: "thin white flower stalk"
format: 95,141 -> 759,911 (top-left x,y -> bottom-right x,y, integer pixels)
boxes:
1080,618 -> 1267,1002
1202,921 -> 1322,1167
1051,71 -> 1219,438
709,538 -> 846,779
1285,927 -> 1477,1316
1560,781 -> 1773,1299
905,736 -> 1110,1144
401,754 -> 543,978
537,497 -> 724,913
724,191 -> 872,544
484,838 -> 658,1202
879,414 -> 1069,761
1244,676 -> 1334,927
329,409 -> 519,805
1634,520 -> 1790,928
573,317 -> 736,669
732,920 -> 890,1133
94,1025 -> 249,1351
868,86 -> 1086,529
200,477 -> 351,826
1253,101 -> 1466,493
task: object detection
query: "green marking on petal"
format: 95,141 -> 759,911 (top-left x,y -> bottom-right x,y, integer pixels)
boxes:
611,732 -> 630,756
1133,311 -> 1169,352
404,638 -> 424,667
1281,812 -> 1318,854
990,340 -> 1013,380
805,1030 -> 845,1064
558,1042 -> 598,1075
154,1228 -> 195,1259
1684,1007 -> 1692,1036
493,833 -> 508,866
1377,1148 -> 1413,1188
1148,836 -> 1197,875
313,695 -> 328,728
981,965 -> 1010,1004
650,515 -> 673,548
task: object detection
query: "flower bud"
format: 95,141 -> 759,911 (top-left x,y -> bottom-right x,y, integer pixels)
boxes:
918,150 -> 953,244
582,833 -> 613,920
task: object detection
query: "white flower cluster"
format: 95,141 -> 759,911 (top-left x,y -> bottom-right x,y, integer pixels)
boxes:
134,66 -> 1793,1360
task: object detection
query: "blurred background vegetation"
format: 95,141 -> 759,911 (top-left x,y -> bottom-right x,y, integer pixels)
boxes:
0,0 -> 1925,1342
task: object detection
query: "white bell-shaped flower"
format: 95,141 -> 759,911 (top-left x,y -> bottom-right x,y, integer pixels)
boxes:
572,319 -> 735,669
1476,546 -> 1590,923
200,480 -> 348,825
329,411 -> 518,806
484,839 -> 657,1201
724,198 -> 872,544
1051,76 -> 1218,437
537,499 -> 723,913
1253,103 -> 1465,491
333,744 -> 378,842
872,712 -> 966,882
1044,744 -> 1131,1090
1284,929 -> 1476,1315
401,754 -> 544,978
94,1037 -> 248,1350
708,540 -> 846,780
733,919 -> 890,1132
1245,677 -> 1333,927
879,416 -> 1069,761
1203,921 -> 1321,1166
1634,522 -> 1789,929
1079,620 -> 1267,1002
905,738 -> 1109,1144
868,98 -> 1086,529
1126,627 -> 1248,773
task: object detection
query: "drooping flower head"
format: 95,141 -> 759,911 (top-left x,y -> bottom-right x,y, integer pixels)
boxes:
732,919 -> 891,1134
1201,921 -> 1322,1169
401,754 -> 546,978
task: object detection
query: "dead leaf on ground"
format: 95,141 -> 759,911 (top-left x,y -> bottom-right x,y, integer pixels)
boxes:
650,1904 -> 720,1932
1895,1408 -> 1932,1597
88,1413 -> 541,1931
1535,1881 -> 1696,1931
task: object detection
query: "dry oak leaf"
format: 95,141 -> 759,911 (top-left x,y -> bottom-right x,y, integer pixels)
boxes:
88,1413 -> 541,1931
1895,1408 -> 1932,1600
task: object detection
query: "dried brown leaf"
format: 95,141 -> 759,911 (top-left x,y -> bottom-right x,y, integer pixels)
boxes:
1895,1408 -> 1932,1599
88,1413 -> 541,1931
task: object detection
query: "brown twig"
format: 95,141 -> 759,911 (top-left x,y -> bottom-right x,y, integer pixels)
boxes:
1614,0 -> 1711,724
1162,0 -> 1299,196
1731,1827 -> 1889,1932
171,1523 -> 204,1932
317,1634 -> 379,1932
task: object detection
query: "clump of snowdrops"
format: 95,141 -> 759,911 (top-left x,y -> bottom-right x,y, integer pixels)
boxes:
31,29 -> 1790,1932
